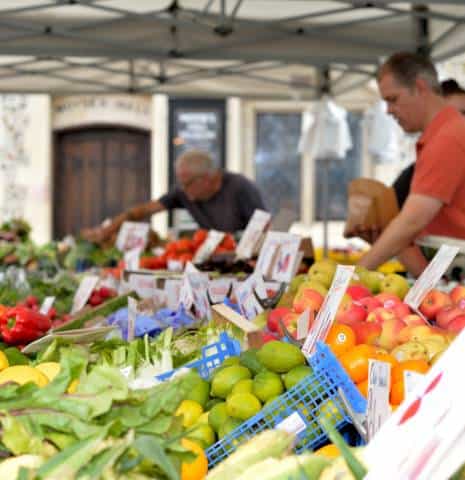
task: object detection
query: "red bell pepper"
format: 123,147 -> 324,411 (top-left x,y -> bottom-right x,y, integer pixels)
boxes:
0,306 -> 52,345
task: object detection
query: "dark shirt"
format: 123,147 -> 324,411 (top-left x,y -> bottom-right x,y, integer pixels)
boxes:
392,163 -> 415,209
159,172 -> 267,232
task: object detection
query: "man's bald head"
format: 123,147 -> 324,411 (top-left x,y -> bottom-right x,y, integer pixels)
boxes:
175,150 -> 217,176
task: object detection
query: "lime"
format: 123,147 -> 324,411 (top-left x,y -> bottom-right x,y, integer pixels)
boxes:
283,365 -> 313,390
222,357 -> 241,367
218,417 -> 242,439
197,412 -> 210,425
252,371 -> 284,402
187,423 -> 216,448
205,398 -> 222,410
211,365 -> 251,399
175,400 -> 203,428
257,341 -> 305,373
232,378 -> 253,395
208,402 -> 228,433
186,378 -> 210,409
226,392 -> 261,420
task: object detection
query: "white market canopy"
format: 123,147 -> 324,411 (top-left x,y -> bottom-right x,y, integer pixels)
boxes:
0,1 -> 464,98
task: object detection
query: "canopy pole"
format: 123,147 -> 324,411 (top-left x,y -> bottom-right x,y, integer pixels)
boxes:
413,4 -> 431,56
317,67 -> 331,259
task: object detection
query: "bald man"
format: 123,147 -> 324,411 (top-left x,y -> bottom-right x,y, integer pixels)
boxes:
82,150 -> 266,243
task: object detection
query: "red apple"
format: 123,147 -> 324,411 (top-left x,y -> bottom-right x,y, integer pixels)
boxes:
375,292 -> 402,309
281,312 -> 300,336
419,289 -> 452,321
450,285 -> 465,305
293,288 -> 324,314
261,332 -> 279,343
337,303 -> 367,325
357,296 -> 382,314
387,302 -> 412,320
350,321 -> 382,345
267,307 -> 291,333
403,314 -> 426,327
447,315 -> 465,333
346,285 -> 371,301
436,305 -> 465,329
366,307 -> 396,325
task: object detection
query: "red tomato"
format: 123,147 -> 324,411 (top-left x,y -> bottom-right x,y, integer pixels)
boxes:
175,238 -> 194,253
220,233 -> 236,250
192,229 -> 208,249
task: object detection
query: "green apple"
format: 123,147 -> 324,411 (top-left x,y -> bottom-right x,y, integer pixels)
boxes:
296,280 -> 328,298
380,273 -> 410,300
289,274 -> 308,293
307,260 -> 337,288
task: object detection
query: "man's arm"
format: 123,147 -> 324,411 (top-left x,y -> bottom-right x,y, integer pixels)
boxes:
81,200 -> 166,244
358,193 -> 443,270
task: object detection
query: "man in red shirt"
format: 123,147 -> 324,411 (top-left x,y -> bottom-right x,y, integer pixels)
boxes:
359,52 -> 465,275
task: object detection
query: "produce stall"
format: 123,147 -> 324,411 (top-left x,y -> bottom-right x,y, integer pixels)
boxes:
0,216 -> 464,480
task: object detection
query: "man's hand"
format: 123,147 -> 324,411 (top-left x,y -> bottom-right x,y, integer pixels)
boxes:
350,225 -> 382,245
81,225 -> 111,244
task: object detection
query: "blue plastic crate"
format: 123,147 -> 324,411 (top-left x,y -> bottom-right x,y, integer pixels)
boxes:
156,332 -> 241,381
206,341 -> 367,468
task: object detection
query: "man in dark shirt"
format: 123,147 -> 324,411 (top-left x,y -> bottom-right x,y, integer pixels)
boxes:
81,150 -> 267,243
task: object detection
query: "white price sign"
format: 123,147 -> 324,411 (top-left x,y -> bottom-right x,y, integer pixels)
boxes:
165,279 -> 183,311
40,296 -> 55,315
124,247 -> 142,271
189,273 -> 212,320
405,245 -> 459,310
296,309 -> 312,341
367,360 -> 391,441
116,221 -> 150,252
127,297 -> 138,341
301,265 -> 355,357
208,278 -> 234,304
71,275 -> 99,314
193,230 -> 225,264
235,275 -> 267,320
275,411 -> 307,436
235,209 -> 271,260
128,273 -> 156,299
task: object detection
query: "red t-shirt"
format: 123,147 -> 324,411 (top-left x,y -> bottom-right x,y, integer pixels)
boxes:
411,106 -> 465,238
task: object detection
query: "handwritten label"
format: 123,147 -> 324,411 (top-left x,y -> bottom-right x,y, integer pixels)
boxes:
128,274 -> 156,299
367,360 -> 391,440
212,304 -> 260,333
116,221 -> 150,252
208,278 -> 234,304
301,265 -> 355,357
127,297 -> 138,341
405,245 -> 459,309
165,279 -> 183,311
235,209 -> 271,259
275,412 -> 307,436
40,296 -> 55,315
234,275 -> 267,320
255,243 -> 279,278
124,247 -> 142,271
404,370 -> 425,397
189,273 -> 212,320
71,275 -> 99,314
297,309 -> 312,340
193,230 -> 225,264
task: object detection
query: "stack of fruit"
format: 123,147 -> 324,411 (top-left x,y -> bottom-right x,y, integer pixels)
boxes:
174,340 -> 341,451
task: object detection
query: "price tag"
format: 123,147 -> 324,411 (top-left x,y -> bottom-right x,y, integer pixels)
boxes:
185,262 -> 201,274
165,279 -> 183,311
116,221 -> 150,252
301,265 -> 355,357
271,236 -> 301,283
275,412 -> 307,436
167,259 -> 184,272
255,242 -> 279,278
193,230 -> 225,264
234,275 -> 266,320
404,370 -> 425,397
71,275 -> 99,314
127,297 -> 138,341
40,296 -> 55,315
235,209 -> 271,260
128,273 -> 156,299
367,360 -> 391,441
208,278 -> 234,304
405,245 -> 459,310
212,304 -> 260,333
188,273 -> 212,320
296,309 -> 312,340
124,247 -> 142,271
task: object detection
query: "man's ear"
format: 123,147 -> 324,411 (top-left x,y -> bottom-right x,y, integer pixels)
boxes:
415,76 -> 431,95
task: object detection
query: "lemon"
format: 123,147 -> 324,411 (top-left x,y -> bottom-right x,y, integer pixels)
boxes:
186,378 -> 210,409
35,362 -> 61,381
231,378 -> 253,395
175,400 -> 204,428
197,412 -> 210,425
283,365 -> 313,390
0,351 -> 9,372
187,423 -> 216,448
208,402 -> 228,433
0,365 -> 48,387
252,371 -> 284,402
226,392 -> 261,421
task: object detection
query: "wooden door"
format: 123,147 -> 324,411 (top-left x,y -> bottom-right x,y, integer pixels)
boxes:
53,127 -> 151,239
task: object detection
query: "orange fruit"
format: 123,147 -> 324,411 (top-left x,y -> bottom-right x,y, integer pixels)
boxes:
181,438 -> 208,480
372,352 -> 398,369
390,379 -> 405,406
339,344 -> 374,383
326,324 -> 356,357
357,379 -> 369,398
392,360 -> 430,384
314,443 -> 340,459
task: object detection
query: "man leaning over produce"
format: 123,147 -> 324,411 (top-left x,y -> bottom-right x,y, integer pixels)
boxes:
358,52 -> 465,274
82,150 -> 267,244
